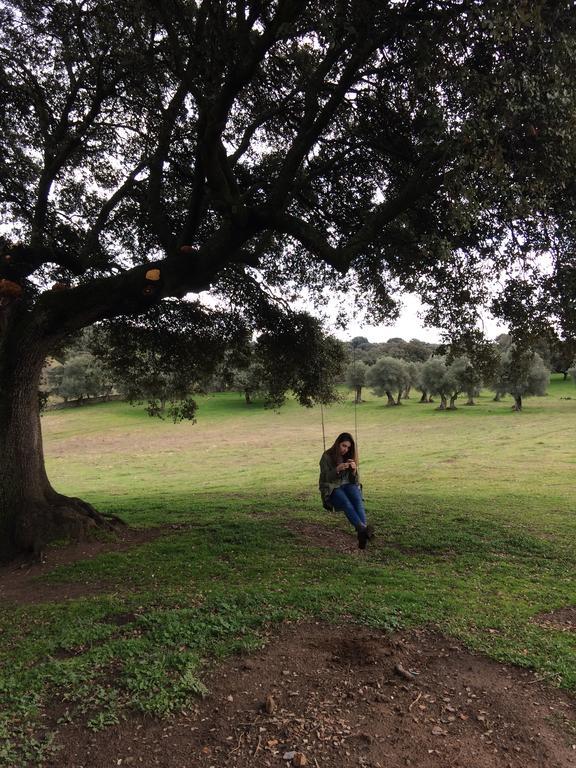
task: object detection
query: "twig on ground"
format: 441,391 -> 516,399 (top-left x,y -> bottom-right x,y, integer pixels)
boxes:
230,733 -> 244,754
394,663 -> 416,681
527,672 -> 558,685
408,691 -> 422,711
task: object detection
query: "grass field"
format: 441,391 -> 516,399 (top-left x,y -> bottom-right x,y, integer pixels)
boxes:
1,376 -> 575,765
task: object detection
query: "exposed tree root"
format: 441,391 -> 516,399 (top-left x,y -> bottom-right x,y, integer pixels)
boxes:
14,495 -> 125,559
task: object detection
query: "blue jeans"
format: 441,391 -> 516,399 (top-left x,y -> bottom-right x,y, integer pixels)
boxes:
330,483 -> 366,529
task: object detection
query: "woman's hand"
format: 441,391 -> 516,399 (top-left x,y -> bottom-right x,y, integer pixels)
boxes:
336,462 -> 349,473
347,460 -> 356,471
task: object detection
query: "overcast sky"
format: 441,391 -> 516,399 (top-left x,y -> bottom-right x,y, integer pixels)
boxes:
327,292 -> 508,345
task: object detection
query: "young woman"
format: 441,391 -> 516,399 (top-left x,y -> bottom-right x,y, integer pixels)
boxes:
319,432 -> 374,549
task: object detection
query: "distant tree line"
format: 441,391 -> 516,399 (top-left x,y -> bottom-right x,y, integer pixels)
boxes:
345,333 -> 562,411
348,336 -> 436,365
44,325 -> 575,415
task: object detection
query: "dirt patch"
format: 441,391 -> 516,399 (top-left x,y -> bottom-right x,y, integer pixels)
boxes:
285,520 -> 455,559
46,621 -> 576,768
533,607 -> 576,633
0,525 -> 184,604
286,520 -> 360,554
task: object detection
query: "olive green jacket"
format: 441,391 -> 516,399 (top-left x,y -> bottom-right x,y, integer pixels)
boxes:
318,451 -> 360,504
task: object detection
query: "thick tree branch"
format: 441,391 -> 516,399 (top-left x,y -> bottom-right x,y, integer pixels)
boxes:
347,161 -> 449,254
267,38 -> 376,210
154,0 -> 190,78
1,243 -> 86,281
262,212 -> 346,270
146,80 -> 189,252
175,2 -> 305,244
262,156 -> 448,271
227,86 -> 300,168
179,156 -> 208,247
82,159 -> 149,264
31,63 -> 118,246
195,0 -> 306,213
32,216 -> 266,340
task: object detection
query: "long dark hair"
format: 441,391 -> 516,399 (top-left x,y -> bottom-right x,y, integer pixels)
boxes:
327,432 -> 357,465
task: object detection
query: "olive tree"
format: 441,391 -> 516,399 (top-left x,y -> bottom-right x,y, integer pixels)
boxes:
366,356 -> 409,406
419,356 -> 480,410
345,360 -> 368,404
491,349 -> 550,411
420,357 -> 452,410
447,356 -> 482,408
402,360 -> 422,399
46,353 -> 113,404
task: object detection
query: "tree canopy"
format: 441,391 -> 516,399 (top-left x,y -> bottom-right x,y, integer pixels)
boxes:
366,356 -> 409,406
2,1 -> 576,336
491,347 -> 550,411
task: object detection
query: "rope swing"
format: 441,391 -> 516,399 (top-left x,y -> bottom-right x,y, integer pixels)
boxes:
320,338 -> 360,454
317,338 -> 373,548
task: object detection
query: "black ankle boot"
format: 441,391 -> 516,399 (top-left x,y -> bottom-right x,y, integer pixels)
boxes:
357,526 -> 368,550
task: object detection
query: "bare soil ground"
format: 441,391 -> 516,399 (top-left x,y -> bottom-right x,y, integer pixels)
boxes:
533,607 -> 576,633
0,526 -> 167,603
46,621 -> 576,768
286,519 -> 361,555
2,527 -> 576,767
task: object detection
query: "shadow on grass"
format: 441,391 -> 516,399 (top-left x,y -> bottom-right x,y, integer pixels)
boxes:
83,487 -> 576,564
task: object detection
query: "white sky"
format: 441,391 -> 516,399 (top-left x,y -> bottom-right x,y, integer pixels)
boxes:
326,292 -> 509,345
197,285 -> 509,345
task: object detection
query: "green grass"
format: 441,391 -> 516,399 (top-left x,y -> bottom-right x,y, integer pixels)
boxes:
1,376 -> 576,765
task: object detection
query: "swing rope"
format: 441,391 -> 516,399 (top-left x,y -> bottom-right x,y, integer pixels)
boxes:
319,337 -> 359,455
352,340 -> 359,461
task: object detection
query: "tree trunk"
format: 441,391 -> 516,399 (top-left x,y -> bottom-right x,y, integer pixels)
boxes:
493,392 -> 501,402
395,389 -> 403,405
0,218 -> 255,561
465,395 -> 475,405
385,391 -> 396,406
355,385 -> 362,404
436,394 -> 447,410
0,330 -> 117,561
448,394 -> 458,409
419,391 -> 428,403
244,389 -> 252,405
512,394 -> 522,411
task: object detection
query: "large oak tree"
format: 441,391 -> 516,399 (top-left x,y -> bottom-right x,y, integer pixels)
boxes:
1,0 -> 575,558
